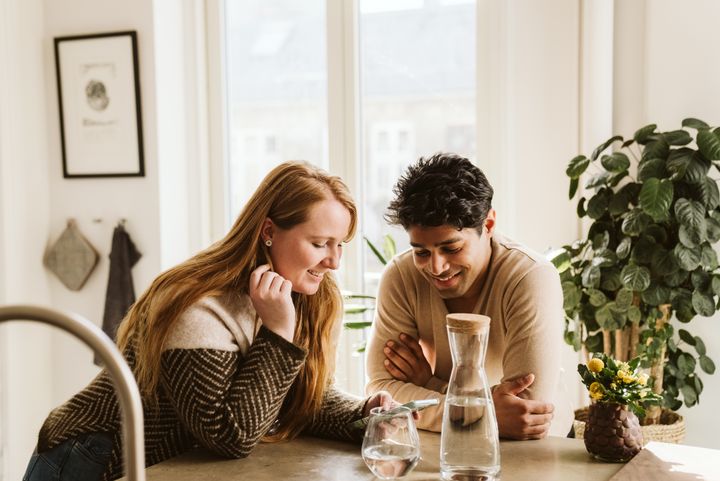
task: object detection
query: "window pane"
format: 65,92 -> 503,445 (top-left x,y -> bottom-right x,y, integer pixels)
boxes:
225,0 -> 327,223
358,1 -> 476,283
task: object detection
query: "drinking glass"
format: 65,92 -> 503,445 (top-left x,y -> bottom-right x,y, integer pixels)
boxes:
361,406 -> 421,479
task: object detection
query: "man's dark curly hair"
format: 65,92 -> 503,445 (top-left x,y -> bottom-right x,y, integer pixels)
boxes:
385,153 -> 494,231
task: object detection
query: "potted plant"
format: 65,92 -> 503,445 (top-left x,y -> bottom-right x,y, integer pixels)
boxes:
577,353 -> 661,462
551,118 -> 719,434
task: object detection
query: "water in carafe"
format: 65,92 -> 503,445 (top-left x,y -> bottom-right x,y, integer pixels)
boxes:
440,313 -> 500,481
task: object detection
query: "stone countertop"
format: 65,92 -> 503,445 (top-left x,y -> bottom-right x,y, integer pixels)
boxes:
122,432 -> 626,481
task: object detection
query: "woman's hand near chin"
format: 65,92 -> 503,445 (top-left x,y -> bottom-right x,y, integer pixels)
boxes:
249,264 -> 296,342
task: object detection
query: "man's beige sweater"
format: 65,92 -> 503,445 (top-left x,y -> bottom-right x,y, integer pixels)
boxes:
38,293 -> 365,480
366,233 -> 565,432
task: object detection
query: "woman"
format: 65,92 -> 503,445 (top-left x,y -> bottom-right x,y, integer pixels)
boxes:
25,162 -> 396,481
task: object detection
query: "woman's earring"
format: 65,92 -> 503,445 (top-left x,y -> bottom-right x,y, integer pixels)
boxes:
265,239 -> 273,247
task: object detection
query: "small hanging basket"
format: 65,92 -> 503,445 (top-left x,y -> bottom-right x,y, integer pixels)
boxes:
574,407 -> 685,445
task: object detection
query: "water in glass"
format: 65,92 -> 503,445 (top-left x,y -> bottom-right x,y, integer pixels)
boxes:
362,406 -> 420,479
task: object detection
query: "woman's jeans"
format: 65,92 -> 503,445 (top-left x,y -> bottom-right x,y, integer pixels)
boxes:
23,433 -> 113,481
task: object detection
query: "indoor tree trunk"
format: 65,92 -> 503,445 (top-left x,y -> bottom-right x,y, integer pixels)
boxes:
645,304 -> 672,425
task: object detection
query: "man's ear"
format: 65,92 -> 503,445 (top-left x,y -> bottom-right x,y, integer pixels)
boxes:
261,218 -> 275,242
484,209 -> 496,235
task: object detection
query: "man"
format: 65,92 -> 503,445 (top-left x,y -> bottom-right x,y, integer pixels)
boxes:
365,153 -> 564,440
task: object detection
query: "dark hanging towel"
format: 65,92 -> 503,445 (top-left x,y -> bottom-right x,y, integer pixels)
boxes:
95,222 -> 141,365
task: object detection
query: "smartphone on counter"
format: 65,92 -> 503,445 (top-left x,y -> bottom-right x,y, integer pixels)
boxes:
349,398 -> 440,430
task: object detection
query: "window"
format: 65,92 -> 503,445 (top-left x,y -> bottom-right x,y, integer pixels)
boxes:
216,0 -> 476,393
224,0 -> 328,218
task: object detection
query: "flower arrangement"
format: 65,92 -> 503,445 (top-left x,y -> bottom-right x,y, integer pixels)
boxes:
578,353 -> 662,417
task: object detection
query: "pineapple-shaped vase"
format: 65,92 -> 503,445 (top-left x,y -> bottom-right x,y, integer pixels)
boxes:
584,402 -> 643,462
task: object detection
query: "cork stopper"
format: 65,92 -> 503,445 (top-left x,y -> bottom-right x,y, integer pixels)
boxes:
446,313 -> 490,332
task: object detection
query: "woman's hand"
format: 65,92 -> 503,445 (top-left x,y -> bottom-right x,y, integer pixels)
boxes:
249,264 -> 296,342
363,391 -> 419,421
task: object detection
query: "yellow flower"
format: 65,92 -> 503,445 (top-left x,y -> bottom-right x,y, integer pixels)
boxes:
589,382 -> 604,400
587,358 -> 604,373
618,362 -> 631,372
637,373 -> 649,386
639,389 -> 648,398
617,370 -> 635,384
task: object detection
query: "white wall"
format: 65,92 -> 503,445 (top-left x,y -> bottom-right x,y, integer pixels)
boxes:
42,0 -> 162,407
0,1 -> 54,479
476,0 -> 583,436
622,0 -> 720,449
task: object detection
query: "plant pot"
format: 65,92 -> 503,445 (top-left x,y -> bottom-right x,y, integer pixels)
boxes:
581,403 -> 643,462
573,406 -> 685,445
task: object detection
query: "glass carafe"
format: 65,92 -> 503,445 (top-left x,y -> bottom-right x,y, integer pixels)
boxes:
440,313 -> 500,481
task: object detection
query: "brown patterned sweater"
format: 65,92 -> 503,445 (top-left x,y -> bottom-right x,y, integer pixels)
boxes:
37,294 -> 366,480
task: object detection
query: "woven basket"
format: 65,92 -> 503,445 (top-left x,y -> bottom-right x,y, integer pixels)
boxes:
573,407 -> 685,445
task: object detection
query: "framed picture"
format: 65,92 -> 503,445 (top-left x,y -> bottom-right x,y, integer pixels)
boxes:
54,31 -> 145,178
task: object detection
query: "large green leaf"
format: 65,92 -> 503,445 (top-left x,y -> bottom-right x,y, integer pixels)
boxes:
615,287 -> 634,310
595,301 -> 625,329
678,352 -> 697,375
549,249 -> 572,272
641,138 -> 670,162
674,198 -> 706,230
627,305 -> 642,323
587,189 -> 612,219
692,290 -> 715,317
592,231 -> 610,250
675,244 -> 702,275
697,177 -> 720,209
582,265 -> 601,288
639,178 -> 674,221
634,124 -> 657,143
697,129 -> 720,160
562,282 -> 582,310
679,224 -> 706,248
566,155 -> 590,179
682,118 -> 709,130
691,269 -> 711,291
663,129 -> 693,146
687,153 -> 712,184
678,329 -> 696,345
637,158 -> 667,181
577,197 -> 587,217
700,355 -> 716,374
694,336 -> 706,356
587,288 -> 608,307
569,177 -> 579,199
681,384 -> 698,407
585,172 -> 611,189
616,236 -> 632,259
622,209 -> 651,236
621,264 -> 651,291
591,135 -> 624,161
601,152 -> 630,173
701,244 -> 719,269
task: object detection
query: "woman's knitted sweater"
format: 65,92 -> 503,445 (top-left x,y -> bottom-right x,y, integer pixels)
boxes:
37,294 -> 365,480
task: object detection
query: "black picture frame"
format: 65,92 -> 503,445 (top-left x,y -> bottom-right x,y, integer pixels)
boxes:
54,31 -> 145,178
